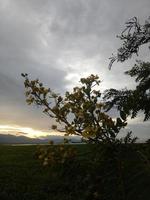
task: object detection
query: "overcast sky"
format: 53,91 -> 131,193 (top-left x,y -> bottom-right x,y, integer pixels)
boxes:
0,0 -> 149,139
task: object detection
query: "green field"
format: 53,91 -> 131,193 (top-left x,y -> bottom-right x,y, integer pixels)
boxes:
0,145 -> 90,200
0,144 -> 150,200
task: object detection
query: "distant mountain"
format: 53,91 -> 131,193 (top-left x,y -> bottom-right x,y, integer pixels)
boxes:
0,134 -> 47,144
0,134 -> 82,144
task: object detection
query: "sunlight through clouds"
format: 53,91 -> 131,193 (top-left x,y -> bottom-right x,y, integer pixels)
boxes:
0,125 -> 64,138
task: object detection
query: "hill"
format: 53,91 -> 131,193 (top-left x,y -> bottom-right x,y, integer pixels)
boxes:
0,134 -> 81,144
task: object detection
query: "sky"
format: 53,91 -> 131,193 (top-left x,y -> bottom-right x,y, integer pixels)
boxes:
0,0 -> 149,139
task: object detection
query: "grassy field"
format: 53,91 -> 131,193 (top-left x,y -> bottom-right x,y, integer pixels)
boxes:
0,145 -> 90,200
0,144 -> 150,200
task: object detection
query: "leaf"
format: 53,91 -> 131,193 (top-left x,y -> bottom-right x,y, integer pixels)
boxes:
116,118 -> 123,127
120,110 -> 127,121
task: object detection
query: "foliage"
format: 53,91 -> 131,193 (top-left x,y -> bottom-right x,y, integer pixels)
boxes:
0,145 -> 89,200
104,61 -> 150,120
105,17 -> 150,122
91,142 -> 150,200
119,131 -> 138,144
36,141 -> 77,167
22,73 -> 127,143
109,16 -> 150,68
0,145 -> 150,200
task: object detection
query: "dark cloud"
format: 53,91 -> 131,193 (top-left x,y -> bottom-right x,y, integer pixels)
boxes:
0,0 -> 149,138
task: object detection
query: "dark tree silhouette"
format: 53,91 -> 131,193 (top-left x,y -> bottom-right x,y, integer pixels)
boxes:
105,17 -> 150,121
109,16 -> 150,69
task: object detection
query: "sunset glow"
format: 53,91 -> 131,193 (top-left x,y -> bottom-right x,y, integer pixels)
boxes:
0,125 -> 64,138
